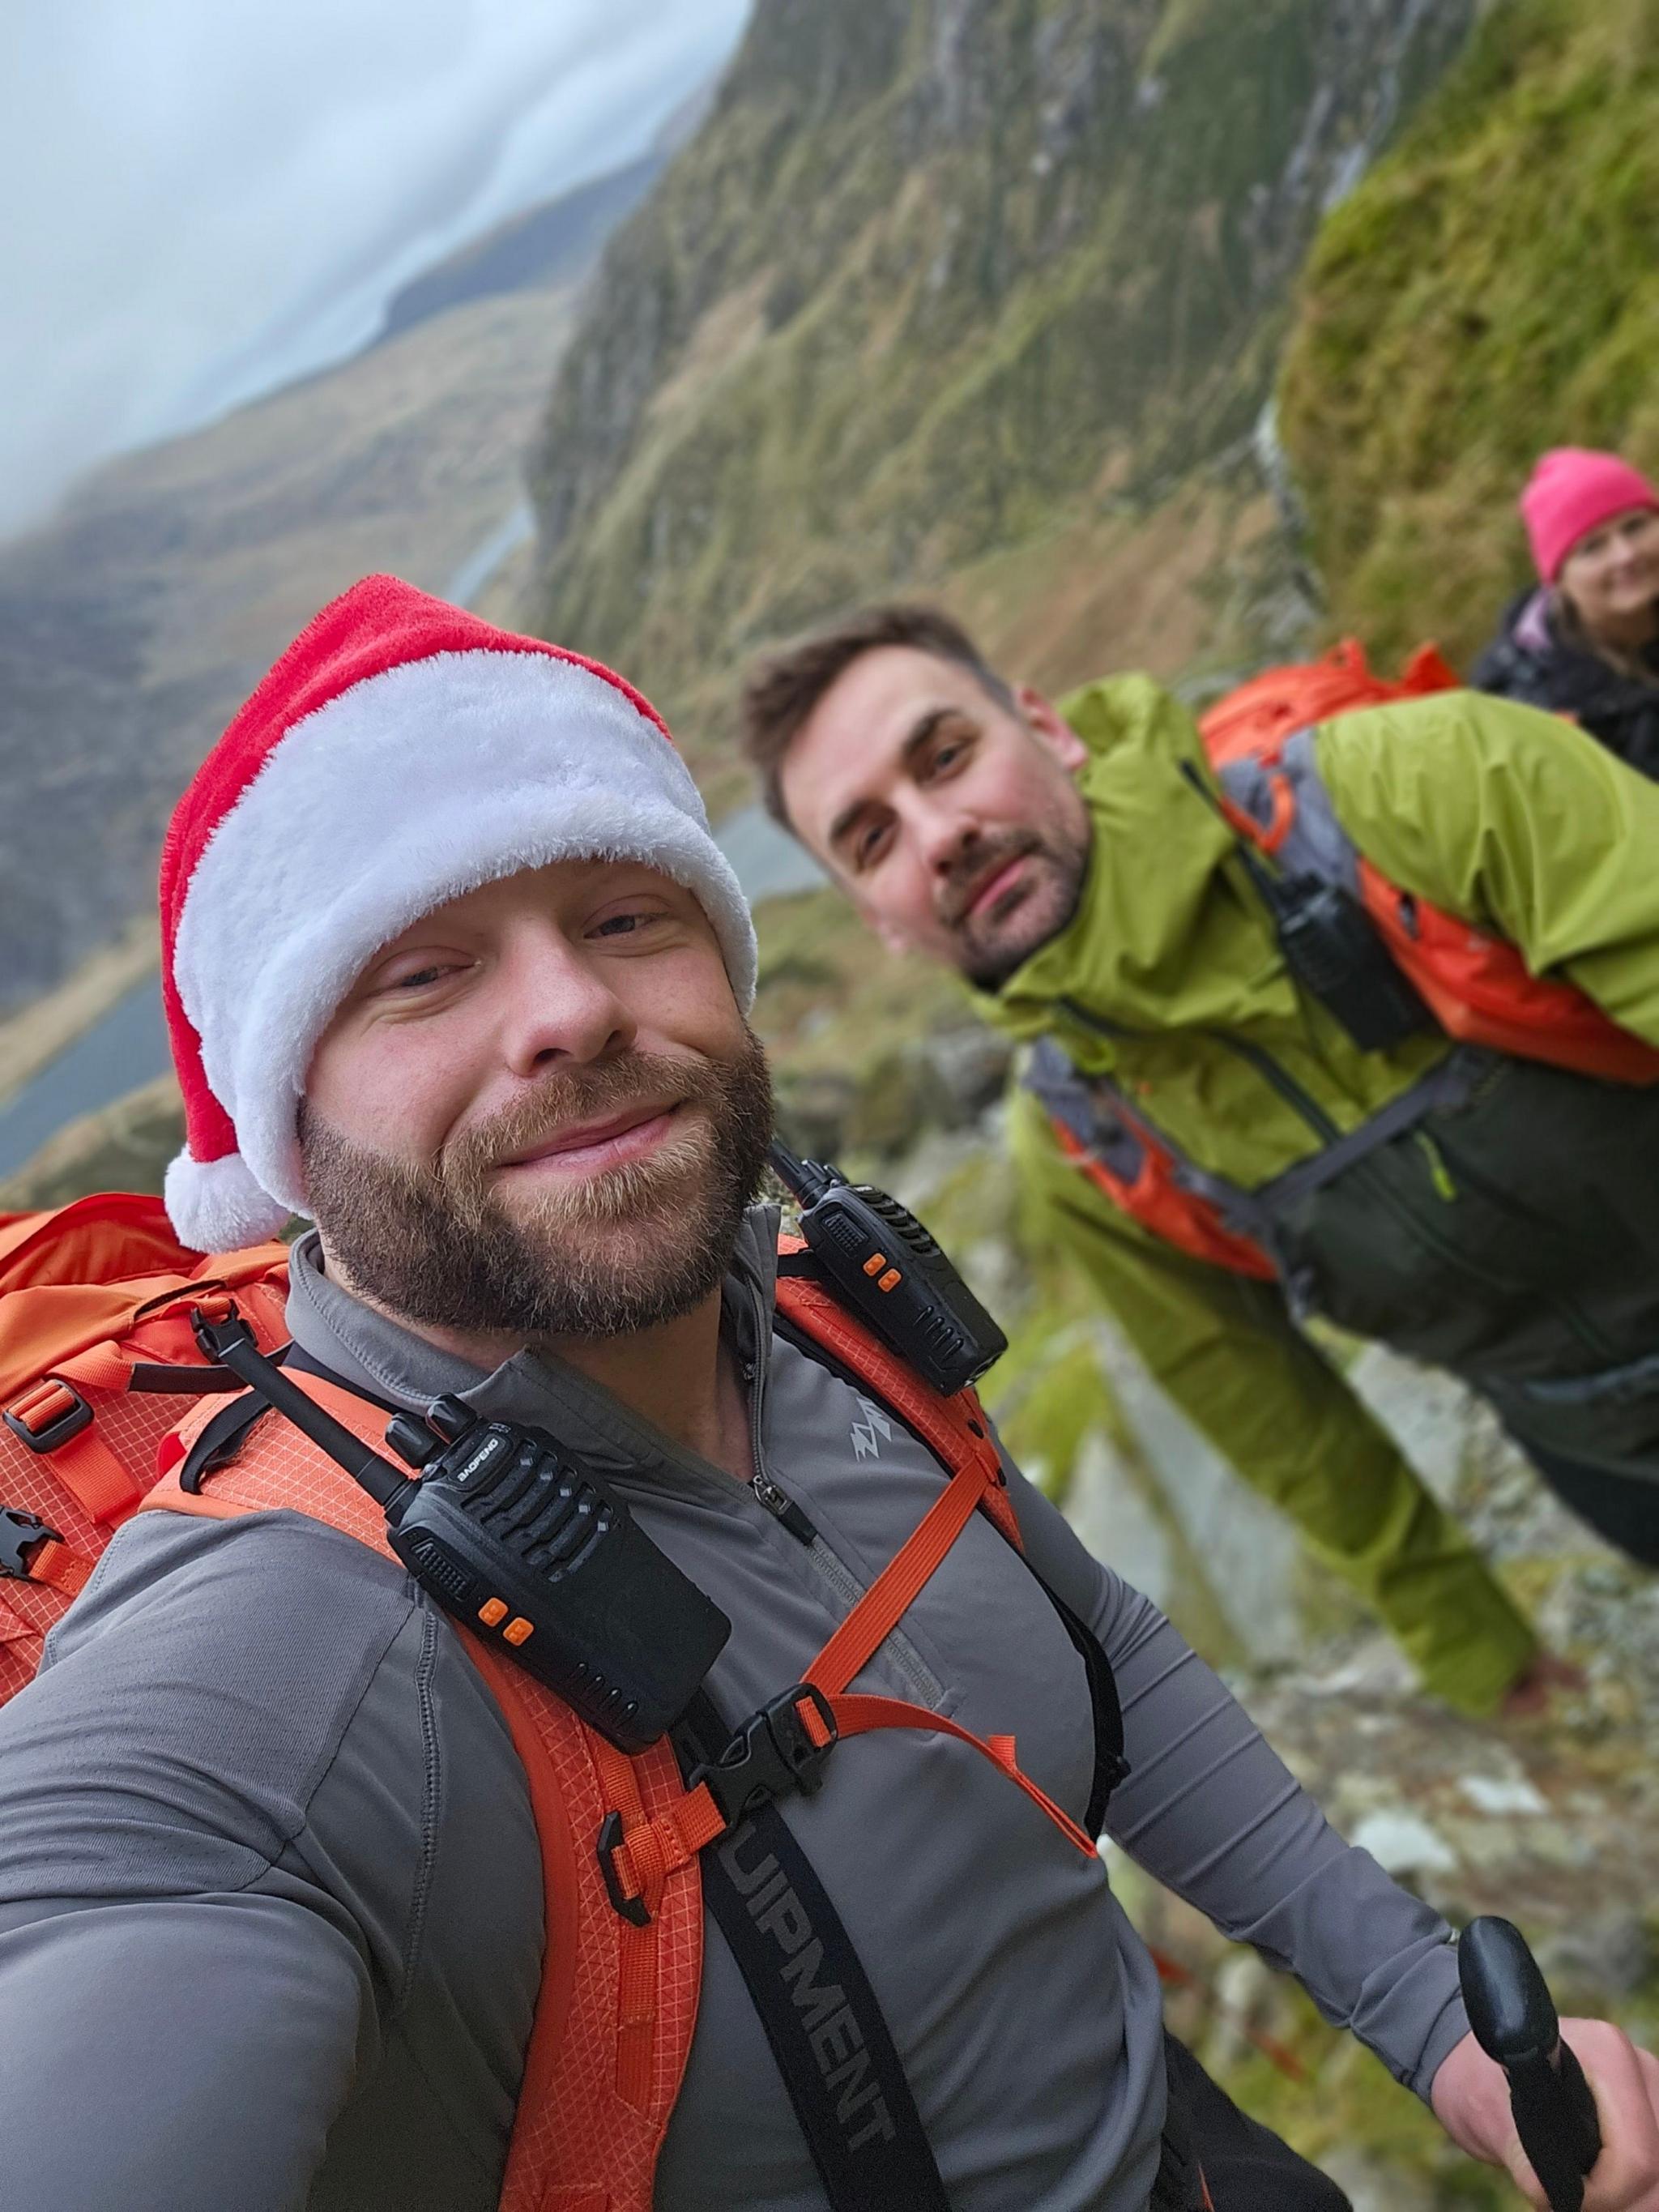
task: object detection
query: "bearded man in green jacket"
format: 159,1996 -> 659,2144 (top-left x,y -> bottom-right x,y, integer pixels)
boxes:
739,604 -> 1659,1719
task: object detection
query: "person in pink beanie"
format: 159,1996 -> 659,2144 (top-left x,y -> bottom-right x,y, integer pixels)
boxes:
1473,446 -> 1659,774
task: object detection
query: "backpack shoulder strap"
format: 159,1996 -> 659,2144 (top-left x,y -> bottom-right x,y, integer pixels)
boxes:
773,1245 -> 1018,1548
772,1243 -> 1128,1830
148,1375 -> 700,2212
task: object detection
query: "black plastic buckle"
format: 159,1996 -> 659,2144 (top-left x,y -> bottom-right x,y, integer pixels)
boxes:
689,1683 -> 838,1826
3,1380 -> 92,1454
595,1809 -> 652,1927
191,1305 -> 256,1365
0,1506 -> 60,1579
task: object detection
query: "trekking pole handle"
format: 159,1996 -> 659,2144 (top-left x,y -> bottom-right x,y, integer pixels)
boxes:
1459,1916 -> 1601,2212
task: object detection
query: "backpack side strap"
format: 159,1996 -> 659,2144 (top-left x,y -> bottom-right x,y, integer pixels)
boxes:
147,1371 -> 702,2212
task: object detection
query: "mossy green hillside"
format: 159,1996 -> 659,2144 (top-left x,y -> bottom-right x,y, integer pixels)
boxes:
526,0 -> 1473,775
1278,0 -> 1659,668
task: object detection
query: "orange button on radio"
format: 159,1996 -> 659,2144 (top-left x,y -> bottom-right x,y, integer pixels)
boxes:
503,1616 -> 535,1646
877,1267 -> 902,1292
478,1597 -> 510,1627
862,1253 -> 887,1276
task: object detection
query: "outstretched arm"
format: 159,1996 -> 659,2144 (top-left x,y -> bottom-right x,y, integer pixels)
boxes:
0,1509 -> 510,2212
1007,1469 -> 1659,2199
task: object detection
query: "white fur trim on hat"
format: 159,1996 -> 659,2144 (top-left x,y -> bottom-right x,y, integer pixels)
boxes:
171,648 -> 757,1228
165,1146 -> 292,1253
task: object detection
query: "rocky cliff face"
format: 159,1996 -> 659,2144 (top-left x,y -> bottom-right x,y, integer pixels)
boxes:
526,0 -> 1474,781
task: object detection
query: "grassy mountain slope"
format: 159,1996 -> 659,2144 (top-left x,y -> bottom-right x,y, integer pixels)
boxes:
525,0 -> 1475,805
1278,0 -> 1659,666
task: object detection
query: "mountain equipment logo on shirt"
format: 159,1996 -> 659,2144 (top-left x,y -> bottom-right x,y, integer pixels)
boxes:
851,1395 -> 895,1462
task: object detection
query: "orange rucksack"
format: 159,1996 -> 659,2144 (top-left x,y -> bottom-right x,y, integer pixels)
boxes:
1030,640 -> 1659,1280
139,1244 -> 1113,2212
1196,636 -> 1461,766
0,1193 -> 289,1697
1200,641 -> 1659,1087
0,1200 -> 1138,2206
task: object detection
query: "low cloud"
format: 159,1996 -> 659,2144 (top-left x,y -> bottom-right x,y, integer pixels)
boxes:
0,0 -> 748,535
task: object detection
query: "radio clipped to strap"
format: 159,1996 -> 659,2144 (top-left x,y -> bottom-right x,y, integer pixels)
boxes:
770,1140 -> 1007,1394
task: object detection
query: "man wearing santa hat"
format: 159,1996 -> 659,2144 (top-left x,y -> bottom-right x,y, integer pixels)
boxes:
0,576 -> 1653,2212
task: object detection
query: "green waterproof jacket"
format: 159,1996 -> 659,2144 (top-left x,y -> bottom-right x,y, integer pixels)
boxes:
988,676 -> 1659,1714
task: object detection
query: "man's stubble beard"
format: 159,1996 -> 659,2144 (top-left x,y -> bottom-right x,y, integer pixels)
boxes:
945,818 -> 1091,993
301,1031 -> 775,1343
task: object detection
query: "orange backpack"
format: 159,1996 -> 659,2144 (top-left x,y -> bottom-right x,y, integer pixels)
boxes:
1031,642 -> 1659,1280
1201,642 -> 1659,1088
129,1242 -> 1114,2210
0,1194 -> 289,1698
1196,636 -> 1461,766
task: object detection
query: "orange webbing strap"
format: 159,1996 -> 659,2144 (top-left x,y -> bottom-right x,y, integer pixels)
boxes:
827,1693 -> 1098,1860
603,1672 -> 1103,1908
773,1268 -> 1021,1549
806,1448 -> 998,1697
5,1344 -> 147,1526
146,1369 -> 702,2211
1214,771 -> 1294,858
17,1535 -> 94,1597
774,1266 -> 1021,1699
597,1740 -> 728,1927
603,1264 -> 1085,1914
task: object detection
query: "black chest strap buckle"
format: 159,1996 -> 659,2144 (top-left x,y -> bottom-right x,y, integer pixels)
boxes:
687,1682 -> 838,1826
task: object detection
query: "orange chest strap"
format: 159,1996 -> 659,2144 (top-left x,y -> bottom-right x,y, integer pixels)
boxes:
601,1267 -> 1102,1924
147,1276 -> 1102,1937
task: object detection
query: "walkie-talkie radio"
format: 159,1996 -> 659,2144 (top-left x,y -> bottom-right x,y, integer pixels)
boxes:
194,1315 -> 731,1753
769,1141 -> 1007,1394
1178,758 -> 1433,1053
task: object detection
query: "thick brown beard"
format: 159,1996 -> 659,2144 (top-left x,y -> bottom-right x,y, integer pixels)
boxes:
300,1031 -> 775,1341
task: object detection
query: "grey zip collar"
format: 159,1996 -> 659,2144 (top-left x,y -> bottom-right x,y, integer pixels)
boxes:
283,1211 -> 783,1511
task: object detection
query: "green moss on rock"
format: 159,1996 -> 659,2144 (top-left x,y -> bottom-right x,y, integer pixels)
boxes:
1279,0 -> 1659,668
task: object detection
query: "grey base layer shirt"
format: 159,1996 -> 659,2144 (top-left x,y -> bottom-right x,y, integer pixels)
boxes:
0,1210 -> 1470,2211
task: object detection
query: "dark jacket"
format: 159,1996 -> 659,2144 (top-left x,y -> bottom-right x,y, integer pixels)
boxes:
1472,587 -> 1659,779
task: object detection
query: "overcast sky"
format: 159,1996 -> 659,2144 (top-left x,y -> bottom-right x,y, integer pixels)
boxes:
0,2 -> 750,536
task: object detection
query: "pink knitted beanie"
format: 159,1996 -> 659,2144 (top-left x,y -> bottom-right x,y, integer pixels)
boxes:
1520,448 -> 1659,582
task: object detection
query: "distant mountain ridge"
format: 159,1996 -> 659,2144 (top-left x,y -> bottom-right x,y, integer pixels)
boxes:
376,152 -> 663,347
0,151 -> 661,1023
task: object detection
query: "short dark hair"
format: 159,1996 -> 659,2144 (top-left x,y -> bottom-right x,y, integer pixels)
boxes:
738,602 -> 1014,830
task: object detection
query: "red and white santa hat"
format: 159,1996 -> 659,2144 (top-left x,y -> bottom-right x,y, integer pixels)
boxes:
159,573 -> 757,1251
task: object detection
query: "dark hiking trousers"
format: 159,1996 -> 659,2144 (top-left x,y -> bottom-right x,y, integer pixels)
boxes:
1281,1054 -> 1659,1574
1518,1441 -> 1659,1566
1154,2035 -> 1352,2211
